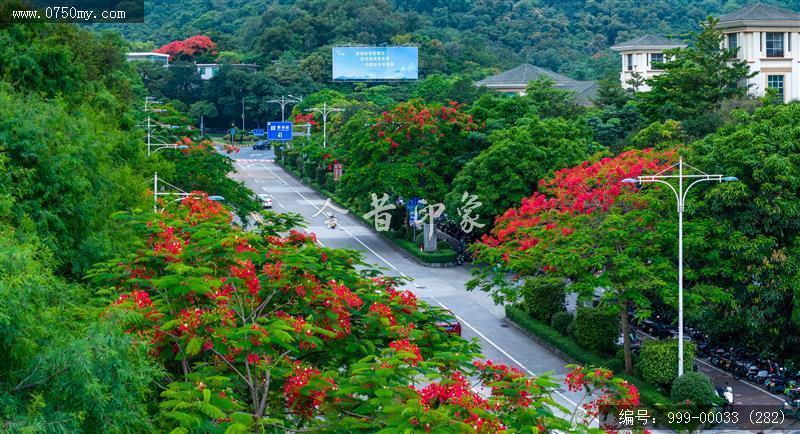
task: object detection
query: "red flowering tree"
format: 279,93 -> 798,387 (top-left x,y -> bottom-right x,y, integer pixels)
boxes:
90,194 -> 639,432
470,149 -> 680,374
156,35 -> 217,61
337,99 -> 486,212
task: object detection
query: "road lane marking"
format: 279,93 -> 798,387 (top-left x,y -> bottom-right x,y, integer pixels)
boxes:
259,163 -> 397,270
254,179 -> 260,184
278,202 -> 285,208
429,296 -> 577,407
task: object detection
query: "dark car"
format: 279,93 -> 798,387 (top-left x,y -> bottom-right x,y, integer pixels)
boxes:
617,330 -> 642,352
640,319 -> 675,339
253,140 -> 270,150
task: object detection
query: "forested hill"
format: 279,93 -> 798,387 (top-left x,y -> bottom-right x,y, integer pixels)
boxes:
105,0 -> 800,80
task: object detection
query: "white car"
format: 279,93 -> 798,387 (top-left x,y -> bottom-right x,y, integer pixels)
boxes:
258,194 -> 272,209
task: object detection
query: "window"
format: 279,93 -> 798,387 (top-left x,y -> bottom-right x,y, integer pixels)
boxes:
627,54 -> 634,71
767,75 -> 784,97
650,53 -> 664,70
727,33 -> 738,55
766,32 -> 784,57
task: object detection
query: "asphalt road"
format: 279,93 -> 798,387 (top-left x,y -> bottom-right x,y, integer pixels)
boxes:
227,146 -> 793,432
228,146 -> 585,410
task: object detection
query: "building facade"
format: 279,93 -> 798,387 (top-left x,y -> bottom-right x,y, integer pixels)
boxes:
612,3 -> 800,102
718,3 -> 800,102
610,35 -> 686,92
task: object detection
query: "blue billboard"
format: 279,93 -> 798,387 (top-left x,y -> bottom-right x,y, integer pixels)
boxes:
267,122 -> 293,141
332,46 -> 418,81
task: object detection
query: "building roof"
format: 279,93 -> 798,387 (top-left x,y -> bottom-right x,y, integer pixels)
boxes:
474,63 -> 573,87
474,64 -> 598,105
556,80 -> 598,106
611,34 -> 686,51
126,52 -> 169,58
718,3 -> 800,23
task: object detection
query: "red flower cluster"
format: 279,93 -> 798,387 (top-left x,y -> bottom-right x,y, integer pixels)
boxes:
230,259 -> 260,296
413,372 -> 506,433
155,35 -> 217,60
370,100 -> 480,155
115,290 -> 153,308
152,224 -> 186,258
294,113 -> 318,127
181,193 -> 229,223
473,360 -> 532,407
369,302 -> 396,326
485,148 -> 674,250
388,339 -> 423,365
388,288 -> 417,311
284,362 -> 336,418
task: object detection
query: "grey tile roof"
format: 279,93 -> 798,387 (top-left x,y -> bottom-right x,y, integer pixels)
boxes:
556,80 -> 598,106
474,63 -> 573,87
718,3 -> 800,22
611,34 -> 685,50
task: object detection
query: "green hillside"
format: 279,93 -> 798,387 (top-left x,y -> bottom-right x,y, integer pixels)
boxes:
105,0 -> 799,79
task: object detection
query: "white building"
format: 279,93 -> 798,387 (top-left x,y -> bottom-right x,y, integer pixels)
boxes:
610,35 -> 686,91
195,63 -> 260,80
195,63 -> 220,80
718,3 -> 800,102
611,3 -> 800,102
126,52 -> 170,65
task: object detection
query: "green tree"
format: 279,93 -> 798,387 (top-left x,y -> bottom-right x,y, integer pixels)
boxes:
446,116 -> 602,231
637,17 -> 755,137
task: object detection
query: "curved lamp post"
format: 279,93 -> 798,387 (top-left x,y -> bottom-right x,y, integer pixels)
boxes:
622,157 -> 737,377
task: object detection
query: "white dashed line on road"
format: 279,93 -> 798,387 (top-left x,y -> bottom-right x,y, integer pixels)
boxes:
429,296 -> 577,408
258,162 -> 398,270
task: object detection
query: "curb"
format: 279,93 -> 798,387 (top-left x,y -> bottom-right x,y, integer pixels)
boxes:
274,160 -> 458,269
503,316 -> 578,365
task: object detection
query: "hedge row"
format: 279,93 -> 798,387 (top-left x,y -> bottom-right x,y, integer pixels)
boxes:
505,306 -> 672,408
394,239 -> 458,264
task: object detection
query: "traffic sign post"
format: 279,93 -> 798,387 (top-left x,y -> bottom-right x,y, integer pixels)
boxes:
267,122 -> 293,141
333,162 -> 343,181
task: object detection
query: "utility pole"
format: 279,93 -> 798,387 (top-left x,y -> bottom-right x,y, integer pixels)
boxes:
305,102 -> 344,148
622,158 -> 738,377
268,95 -> 303,122
241,95 -> 245,131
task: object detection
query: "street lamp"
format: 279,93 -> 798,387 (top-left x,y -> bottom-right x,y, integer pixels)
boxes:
305,102 -> 344,148
268,95 -> 303,122
621,157 -> 737,377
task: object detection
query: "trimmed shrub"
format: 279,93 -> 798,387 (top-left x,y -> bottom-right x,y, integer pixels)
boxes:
315,166 -> 326,186
324,173 -> 335,192
550,311 -> 573,335
303,161 -> 316,178
395,239 -> 457,264
274,146 -> 283,160
671,371 -> 718,407
505,306 -> 672,408
520,277 -> 566,321
605,359 -> 625,374
574,307 -> 618,353
566,319 -> 576,337
639,339 -> 696,388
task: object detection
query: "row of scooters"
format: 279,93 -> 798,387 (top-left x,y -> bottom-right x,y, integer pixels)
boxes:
700,344 -> 800,417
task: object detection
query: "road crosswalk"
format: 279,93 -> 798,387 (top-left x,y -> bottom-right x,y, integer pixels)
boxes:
234,159 -> 274,163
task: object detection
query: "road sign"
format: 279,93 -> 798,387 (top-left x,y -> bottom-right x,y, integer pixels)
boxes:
407,197 -> 421,225
253,128 -> 265,137
229,127 -> 236,136
333,162 -> 343,181
267,122 -> 293,141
